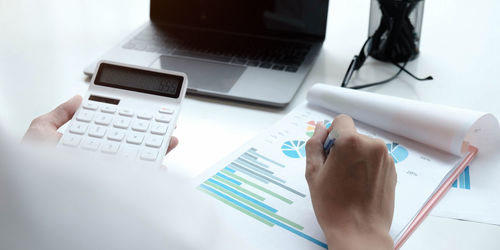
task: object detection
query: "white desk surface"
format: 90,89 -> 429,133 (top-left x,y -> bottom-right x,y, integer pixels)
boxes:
1,0 -> 499,249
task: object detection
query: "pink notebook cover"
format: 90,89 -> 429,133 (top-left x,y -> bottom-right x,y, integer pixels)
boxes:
394,146 -> 478,249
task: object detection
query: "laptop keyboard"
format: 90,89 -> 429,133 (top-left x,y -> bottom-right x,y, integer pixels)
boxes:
122,26 -> 312,73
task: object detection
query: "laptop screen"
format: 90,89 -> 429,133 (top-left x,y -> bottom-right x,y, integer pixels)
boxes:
150,0 -> 329,39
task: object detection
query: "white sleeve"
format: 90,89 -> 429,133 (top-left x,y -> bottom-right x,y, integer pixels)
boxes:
0,134 -> 249,250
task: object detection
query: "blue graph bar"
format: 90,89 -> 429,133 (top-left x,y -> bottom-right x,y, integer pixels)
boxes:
464,166 -> 471,189
207,178 -> 278,213
452,166 -> 471,190
224,167 -> 236,173
199,184 -> 327,249
459,170 -> 465,189
216,173 -> 241,186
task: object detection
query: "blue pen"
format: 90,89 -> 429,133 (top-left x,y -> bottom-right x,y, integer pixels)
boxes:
323,129 -> 338,153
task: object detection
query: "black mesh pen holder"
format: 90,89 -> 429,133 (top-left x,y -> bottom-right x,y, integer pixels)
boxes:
368,0 -> 425,63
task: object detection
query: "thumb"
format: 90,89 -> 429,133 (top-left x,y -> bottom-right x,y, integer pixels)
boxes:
44,95 -> 83,129
305,122 -> 329,180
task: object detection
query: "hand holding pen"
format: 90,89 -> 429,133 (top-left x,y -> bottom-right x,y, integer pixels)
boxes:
305,114 -> 397,250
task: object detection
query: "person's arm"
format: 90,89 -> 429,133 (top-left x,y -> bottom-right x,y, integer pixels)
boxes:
22,95 -> 178,152
305,114 -> 397,250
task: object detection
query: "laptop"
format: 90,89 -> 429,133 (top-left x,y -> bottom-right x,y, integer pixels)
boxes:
84,0 -> 329,107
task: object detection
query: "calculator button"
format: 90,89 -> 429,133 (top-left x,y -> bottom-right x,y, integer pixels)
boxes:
81,138 -> 101,151
62,135 -> 81,147
95,114 -> 113,126
155,114 -> 171,123
159,107 -> 174,114
119,109 -> 134,117
126,132 -> 145,145
145,135 -> 163,148
82,101 -> 99,110
151,123 -> 168,135
69,122 -> 88,135
101,142 -> 120,154
107,129 -> 125,142
101,105 -> 117,114
113,117 -> 131,129
137,112 -> 153,120
88,126 -> 107,138
140,149 -> 158,161
120,146 -> 138,160
76,110 -> 95,123
132,121 -> 150,132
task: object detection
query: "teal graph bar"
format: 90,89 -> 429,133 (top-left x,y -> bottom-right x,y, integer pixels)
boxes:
452,166 -> 471,190
207,178 -> 278,213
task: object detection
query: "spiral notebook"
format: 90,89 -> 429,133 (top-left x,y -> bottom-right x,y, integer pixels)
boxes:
194,84 -> 498,249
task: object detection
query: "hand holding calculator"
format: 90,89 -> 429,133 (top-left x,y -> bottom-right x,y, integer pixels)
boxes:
58,61 -> 188,167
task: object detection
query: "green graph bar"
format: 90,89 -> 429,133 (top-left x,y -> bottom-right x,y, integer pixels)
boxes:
204,181 -> 304,230
197,186 -> 274,227
213,175 -> 266,201
221,169 -> 293,204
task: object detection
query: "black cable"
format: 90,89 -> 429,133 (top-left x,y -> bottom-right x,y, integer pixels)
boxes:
341,0 -> 433,89
350,61 -> 406,90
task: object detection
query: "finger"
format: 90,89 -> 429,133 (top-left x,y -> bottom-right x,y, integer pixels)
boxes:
305,122 -> 329,180
330,114 -> 356,134
43,95 -> 82,129
166,136 -> 179,154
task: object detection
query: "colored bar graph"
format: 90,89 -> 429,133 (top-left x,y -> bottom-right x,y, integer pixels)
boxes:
198,185 -> 274,227
199,184 -> 327,249
235,158 -> 275,176
229,164 -> 270,184
249,147 -> 286,168
464,166 -> 470,189
198,148 -> 325,248
216,172 -> 241,185
232,163 -> 305,197
213,174 -> 266,201
207,178 -> 278,213
233,160 -> 286,183
221,169 -> 293,204
452,166 -> 471,190
241,153 -> 270,169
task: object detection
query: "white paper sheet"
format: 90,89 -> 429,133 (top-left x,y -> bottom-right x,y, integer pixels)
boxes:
195,103 -> 463,249
306,84 -> 498,156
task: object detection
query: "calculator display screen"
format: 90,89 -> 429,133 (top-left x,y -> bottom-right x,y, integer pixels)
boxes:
94,63 -> 184,98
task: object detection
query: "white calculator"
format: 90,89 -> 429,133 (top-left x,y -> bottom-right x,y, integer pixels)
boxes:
58,61 -> 188,167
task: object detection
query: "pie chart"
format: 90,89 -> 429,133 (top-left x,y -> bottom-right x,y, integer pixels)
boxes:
281,140 -> 307,158
306,120 -> 332,137
386,142 -> 409,163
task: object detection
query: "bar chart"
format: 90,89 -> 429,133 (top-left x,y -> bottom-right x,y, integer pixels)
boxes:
452,166 -> 471,190
198,147 -> 327,249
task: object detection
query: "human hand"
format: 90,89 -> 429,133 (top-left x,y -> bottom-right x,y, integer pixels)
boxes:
305,115 -> 396,250
23,95 -> 179,153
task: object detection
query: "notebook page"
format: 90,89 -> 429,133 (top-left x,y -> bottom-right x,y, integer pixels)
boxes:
194,103 -> 462,249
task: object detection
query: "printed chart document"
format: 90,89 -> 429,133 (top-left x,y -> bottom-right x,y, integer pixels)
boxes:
431,128 -> 500,225
194,84 -> 498,249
